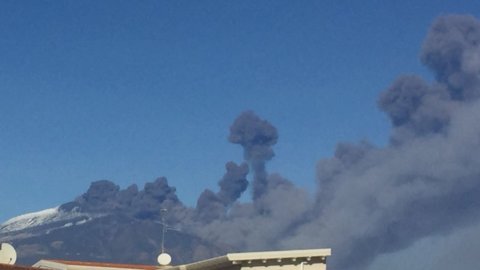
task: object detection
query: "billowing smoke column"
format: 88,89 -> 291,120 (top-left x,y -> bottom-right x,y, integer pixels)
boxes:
290,14 -> 480,269
195,162 -> 249,221
421,15 -> 480,100
228,111 -> 278,201
187,111 -> 310,256
217,162 -> 250,206
193,14 -> 480,270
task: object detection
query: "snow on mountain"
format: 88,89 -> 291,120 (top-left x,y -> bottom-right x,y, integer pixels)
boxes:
1,207 -> 59,231
0,207 -> 98,234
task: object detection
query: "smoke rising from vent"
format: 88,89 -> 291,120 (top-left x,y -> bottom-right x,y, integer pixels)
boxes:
193,14 -> 480,269
33,14 -> 480,270
228,111 -> 278,201
195,162 -> 249,221
217,162 -> 249,206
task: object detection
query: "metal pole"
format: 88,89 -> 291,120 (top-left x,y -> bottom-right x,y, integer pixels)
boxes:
161,208 -> 167,253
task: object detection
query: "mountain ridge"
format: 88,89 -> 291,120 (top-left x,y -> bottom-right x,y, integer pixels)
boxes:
0,178 -> 228,266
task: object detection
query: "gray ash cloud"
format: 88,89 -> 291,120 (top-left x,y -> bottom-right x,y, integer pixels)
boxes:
195,162 -> 249,221
421,15 -> 480,100
192,14 -> 480,270
228,111 -> 278,201
61,177 -> 181,219
300,14 -> 480,269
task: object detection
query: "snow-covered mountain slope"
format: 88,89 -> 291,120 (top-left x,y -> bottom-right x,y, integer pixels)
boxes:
0,207 -> 99,235
1,207 -> 60,233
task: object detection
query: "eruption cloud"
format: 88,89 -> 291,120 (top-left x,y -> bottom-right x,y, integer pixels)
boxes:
195,162 -> 249,221
190,14 -> 480,270
228,111 -> 278,201
299,14 -> 480,269
46,14 -> 480,270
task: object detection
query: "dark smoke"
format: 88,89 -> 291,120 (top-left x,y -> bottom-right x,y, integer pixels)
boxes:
217,162 -> 249,206
192,14 -> 480,270
283,14 -> 480,270
421,15 -> 480,100
228,111 -> 278,201
195,162 -> 249,221
61,177 -> 182,219
378,75 -> 452,144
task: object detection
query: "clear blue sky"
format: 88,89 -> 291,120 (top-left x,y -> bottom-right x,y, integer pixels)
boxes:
0,0 -> 478,224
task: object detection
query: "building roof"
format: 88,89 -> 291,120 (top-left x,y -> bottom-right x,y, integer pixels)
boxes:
164,249 -> 331,270
33,260 -> 163,270
32,248 -> 331,270
0,264 -> 37,270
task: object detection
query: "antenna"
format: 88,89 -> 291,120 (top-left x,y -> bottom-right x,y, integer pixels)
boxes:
155,209 -> 178,266
160,208 -> 167,254
0,243 -> 17,265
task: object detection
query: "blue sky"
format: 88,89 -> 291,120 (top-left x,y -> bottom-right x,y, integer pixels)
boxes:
0,0 -> 478,224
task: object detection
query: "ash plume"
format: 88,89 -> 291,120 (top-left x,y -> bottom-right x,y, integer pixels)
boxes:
61,177 -> 182,218
378,75 -> 452,143
228,111 -> 278,201
421,15 -> 480,100
217,162 -> 249,206
195,162 -> 249,221
192,14 -> 480,270
280,14 -> 480,270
